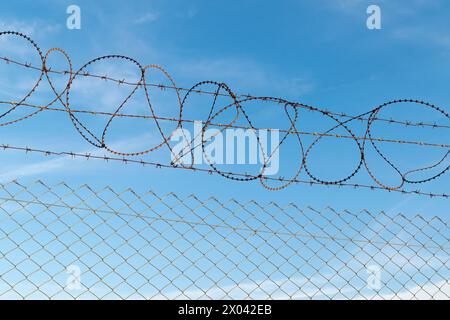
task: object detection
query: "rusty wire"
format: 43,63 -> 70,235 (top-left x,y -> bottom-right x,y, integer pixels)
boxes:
0,143 -> 448,198
1,56 -> 448,130
0,180 -> 448,299
0,31 -> 449,194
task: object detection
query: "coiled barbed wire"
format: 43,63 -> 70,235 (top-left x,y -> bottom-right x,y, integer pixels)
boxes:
0,31 -> 448,194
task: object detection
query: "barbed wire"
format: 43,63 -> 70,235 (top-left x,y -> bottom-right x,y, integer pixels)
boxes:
0,100 -> 447,149
1,55 -> 449,130
0,143 -> 448,198
0,31 -> 448,193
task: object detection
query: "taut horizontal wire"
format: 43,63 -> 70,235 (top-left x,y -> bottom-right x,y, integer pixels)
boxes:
0,100 -> 447,149
1,55 -> 448,130
0,31 -> 448,192
0,142 -> 448,198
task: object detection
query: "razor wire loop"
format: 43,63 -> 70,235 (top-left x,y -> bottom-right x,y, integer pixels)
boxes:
0,99 -> 447,149
200,89 -> 268,182
1,52 -> 449,130
0,31 -> 45,125
0,31 -> 449,194
259,100 -> 305,190
363,100 -> 450,190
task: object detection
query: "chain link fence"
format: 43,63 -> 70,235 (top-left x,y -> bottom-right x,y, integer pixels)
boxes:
0,181 -> 448,299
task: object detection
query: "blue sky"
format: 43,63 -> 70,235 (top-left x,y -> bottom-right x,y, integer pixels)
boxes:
0,0 -> 448,298
0,0 -> 448,213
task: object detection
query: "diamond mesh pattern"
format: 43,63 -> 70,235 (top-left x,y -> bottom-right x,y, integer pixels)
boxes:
0,181 -> 448,299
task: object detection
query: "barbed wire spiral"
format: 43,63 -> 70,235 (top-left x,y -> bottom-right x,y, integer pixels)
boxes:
0,31 -> 448,197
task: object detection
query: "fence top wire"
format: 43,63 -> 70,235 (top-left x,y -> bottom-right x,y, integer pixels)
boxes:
0,31 -> 449,196
0,180 -> 449,300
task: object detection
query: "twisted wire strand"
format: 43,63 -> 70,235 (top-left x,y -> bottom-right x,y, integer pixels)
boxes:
0,31 -> 448,192
0,143 -> 448,198
0,100 -> 447,149
2,55 -> 448,130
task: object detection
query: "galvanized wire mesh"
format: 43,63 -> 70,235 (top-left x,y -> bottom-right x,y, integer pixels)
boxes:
0,180 -> 448,299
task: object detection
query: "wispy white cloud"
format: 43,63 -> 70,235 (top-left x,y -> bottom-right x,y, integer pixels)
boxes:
0,157 -> 67,182
133,12 -> 160,25
360,280 -> 450,300
391,26 -> 450,49
333,0 -> 365,10
0,132 -> 159,182
0,18 -> 60,61
184,8 -> 198,19
176,57 -> 315,99
150,274 -> 353,299
0,18 -> 60,37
